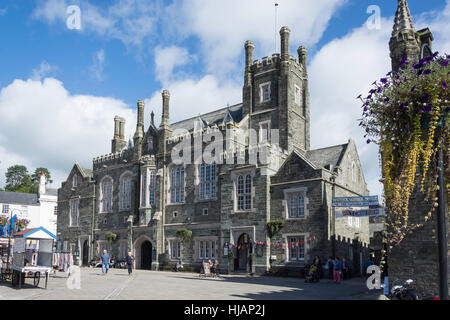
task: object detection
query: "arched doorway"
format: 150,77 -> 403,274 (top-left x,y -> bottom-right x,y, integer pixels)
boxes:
141,241 -> 152,270
235,233 -> 252,271
82,240 -> 89,266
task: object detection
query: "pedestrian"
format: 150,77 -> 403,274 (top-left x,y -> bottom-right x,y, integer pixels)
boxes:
327,256 -> 334,282
333,257 -> 342,284
312,256 -> 322,282
176,259 -> 184,272
101,249 -> 110,275
126,252 -> 134,276
348,258 -> 353,279
342,258 -> 348,280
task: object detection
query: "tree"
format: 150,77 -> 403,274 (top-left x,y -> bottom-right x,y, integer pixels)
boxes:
31,167 -> 53,185
5,165 -> 33,193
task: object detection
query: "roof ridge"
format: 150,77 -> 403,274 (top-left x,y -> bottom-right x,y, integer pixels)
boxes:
171,103 -> 242,126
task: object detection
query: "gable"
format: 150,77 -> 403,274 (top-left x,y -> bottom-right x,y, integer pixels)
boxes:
272,150 -> 320,183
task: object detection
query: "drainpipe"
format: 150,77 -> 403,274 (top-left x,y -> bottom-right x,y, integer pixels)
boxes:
90,180 -> 96,261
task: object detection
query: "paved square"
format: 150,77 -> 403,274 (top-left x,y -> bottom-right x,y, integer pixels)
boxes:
0,268 -> 379,300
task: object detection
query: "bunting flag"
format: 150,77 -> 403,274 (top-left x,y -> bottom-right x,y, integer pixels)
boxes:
6,215 -> 17,236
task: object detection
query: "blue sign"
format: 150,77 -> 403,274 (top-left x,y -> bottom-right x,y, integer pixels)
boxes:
332,196 -> 379,207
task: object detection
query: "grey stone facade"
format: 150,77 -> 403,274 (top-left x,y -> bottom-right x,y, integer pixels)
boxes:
57,26 -> 371,275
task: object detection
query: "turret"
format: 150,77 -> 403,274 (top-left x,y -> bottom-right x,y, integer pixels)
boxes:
389,0 -> 420,71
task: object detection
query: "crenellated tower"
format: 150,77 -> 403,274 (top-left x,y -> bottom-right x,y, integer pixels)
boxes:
242,26 -> 310,153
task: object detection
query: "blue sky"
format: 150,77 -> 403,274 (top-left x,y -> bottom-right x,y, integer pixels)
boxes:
0,0 -> 449,196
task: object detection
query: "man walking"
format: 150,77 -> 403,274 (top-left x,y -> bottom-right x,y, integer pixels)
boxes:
126,252 -> 134,276
101,249 -> 110,275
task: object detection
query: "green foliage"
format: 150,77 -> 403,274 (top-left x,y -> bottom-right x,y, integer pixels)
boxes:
5,165 -> 32,192
249,253 -> 256,260
176,228 -> 193,242
3,165 -> 52,194
31,168 -> 53,185
267,219 -> 285,238
105,232 -> 118,243
227,251 -> 234,261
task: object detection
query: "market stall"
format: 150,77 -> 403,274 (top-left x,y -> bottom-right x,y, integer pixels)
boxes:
11,227 -> 56,289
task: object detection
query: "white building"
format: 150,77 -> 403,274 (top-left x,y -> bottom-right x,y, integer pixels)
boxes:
0,173 -> 57,235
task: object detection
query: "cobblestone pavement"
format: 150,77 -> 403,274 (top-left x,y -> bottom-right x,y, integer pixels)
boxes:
0,268 -> 381,300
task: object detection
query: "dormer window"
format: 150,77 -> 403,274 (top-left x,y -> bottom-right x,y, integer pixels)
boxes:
259,82 -> 271,103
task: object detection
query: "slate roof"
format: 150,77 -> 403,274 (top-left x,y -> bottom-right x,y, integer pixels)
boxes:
171,103 -> 243,131
0,191 -> 38,206
305,143 -> 348,169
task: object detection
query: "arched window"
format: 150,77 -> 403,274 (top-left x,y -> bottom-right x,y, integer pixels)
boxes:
100,177 -> 113,213
170,166 -> 184,203
72,174 -> 78,188
149,171 -> 156,205
199,163 -> 216,200
237,174 -> 252,211
119,173 -> 132,211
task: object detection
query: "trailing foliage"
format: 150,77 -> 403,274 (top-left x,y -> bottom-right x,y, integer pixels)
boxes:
358,53 -> 449,269
175,228 -> 192,242
105,232 -> 118,242
267,219 -> 285,238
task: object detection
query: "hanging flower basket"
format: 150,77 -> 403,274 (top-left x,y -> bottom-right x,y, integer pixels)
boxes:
358,52 -> 449,267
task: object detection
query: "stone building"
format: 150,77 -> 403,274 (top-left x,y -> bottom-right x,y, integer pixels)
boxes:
57,26 -> 371,274
386,0 -> 449,297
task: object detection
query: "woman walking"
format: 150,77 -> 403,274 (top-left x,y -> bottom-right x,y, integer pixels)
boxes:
333,257 -> 342,284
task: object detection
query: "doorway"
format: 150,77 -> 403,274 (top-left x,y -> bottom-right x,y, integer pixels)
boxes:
235,233 -> 251,271
141,241 -> 152,270
82,240 -> 89,266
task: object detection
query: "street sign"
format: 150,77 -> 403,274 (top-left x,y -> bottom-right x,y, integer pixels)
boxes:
332,196 -> 379,207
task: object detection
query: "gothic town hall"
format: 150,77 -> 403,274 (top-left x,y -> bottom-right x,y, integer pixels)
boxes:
57,26 -> 371,274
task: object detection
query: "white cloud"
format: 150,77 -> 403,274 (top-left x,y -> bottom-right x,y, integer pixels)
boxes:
32,0 -> 160,51
88,49 -> 106,81
31,61 -> 57,81
416,0 -> 450,55
309,18 -> 393,197
168,0 -> 347,76
145,75 -> 241,129
154,46 -> 194,84
0,77 -> 135,188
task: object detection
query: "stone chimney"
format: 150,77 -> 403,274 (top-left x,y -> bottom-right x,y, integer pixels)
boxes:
159,90 -> 171,130
39,172 -> 46,195
112,116 -> 127,153
280,26 -> 291,62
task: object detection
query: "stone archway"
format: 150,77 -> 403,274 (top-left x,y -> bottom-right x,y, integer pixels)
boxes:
134,235 -> 154,270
